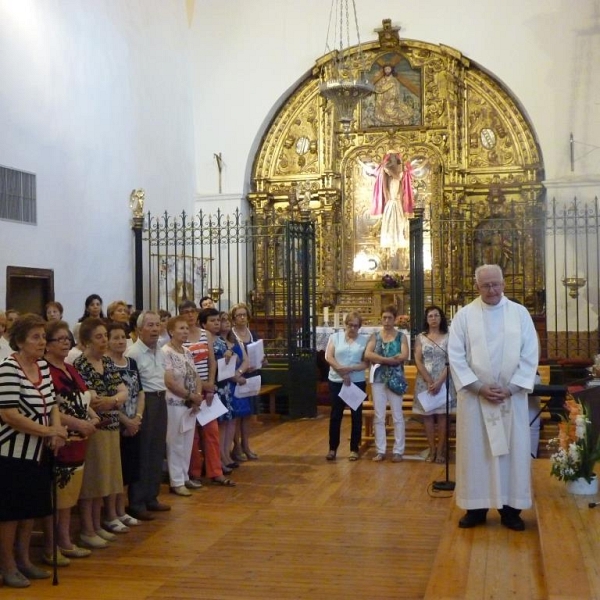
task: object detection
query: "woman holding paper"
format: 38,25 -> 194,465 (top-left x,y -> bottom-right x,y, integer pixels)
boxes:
325,312 -> 369,461
162,316 -> 203,497
230,303 -> 265,461
413,306 -> 455,464
214,312 -> 249,470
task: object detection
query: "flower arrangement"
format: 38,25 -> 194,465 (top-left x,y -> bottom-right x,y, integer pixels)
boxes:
548,395 -> 600,483
381,273 -> 403,289
395,314 -> 410,330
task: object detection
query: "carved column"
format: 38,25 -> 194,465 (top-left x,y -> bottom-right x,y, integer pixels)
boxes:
247,191 -> 270,313
316,188 -> 341,308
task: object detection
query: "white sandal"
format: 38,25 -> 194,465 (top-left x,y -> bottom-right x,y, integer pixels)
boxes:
118,513 -> 140,527
102,519 -> 130,534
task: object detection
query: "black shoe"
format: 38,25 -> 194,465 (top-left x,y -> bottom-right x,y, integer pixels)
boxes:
458,509 -> 488,528
499,506 -> 525,531
126,507 -> 155,521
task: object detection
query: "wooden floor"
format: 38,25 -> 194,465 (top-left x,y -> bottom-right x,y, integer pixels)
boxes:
12,408 -> 600,599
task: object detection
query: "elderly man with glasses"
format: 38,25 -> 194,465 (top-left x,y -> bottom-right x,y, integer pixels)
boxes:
448,264 -> 538,531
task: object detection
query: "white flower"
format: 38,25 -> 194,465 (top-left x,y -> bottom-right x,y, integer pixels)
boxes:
575,415 -> 587,439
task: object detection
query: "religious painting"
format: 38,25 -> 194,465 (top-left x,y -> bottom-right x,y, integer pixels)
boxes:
348,151 -> 435,283
360,52 -> 422,128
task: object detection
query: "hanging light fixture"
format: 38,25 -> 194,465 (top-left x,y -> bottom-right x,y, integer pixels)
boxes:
319,0 -> 374,134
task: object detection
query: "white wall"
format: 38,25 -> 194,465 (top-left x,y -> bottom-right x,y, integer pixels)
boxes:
191,0 -> 600,195
0,0 -> 196,323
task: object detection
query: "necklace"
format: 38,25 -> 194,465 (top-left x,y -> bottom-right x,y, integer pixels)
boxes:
232,326 -> 251,343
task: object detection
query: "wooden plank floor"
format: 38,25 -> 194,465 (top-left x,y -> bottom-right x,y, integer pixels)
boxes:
533,460 -> 600,600
8,409 -> 575,600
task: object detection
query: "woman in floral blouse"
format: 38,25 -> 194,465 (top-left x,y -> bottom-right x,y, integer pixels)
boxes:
74,318 -> 128,549
162,316 -> 204,497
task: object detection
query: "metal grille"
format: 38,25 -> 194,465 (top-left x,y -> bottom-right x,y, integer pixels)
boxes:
0,166 -> 36,224
142,208 -> 317,359
144,208 -> 254,316
413,197 -> 599,359
142,198 -> 599,361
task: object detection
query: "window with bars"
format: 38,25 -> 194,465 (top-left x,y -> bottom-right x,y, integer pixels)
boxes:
0,166 -> 36,224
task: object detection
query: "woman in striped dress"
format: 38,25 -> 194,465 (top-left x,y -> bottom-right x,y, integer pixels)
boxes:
0,314 -> 67,588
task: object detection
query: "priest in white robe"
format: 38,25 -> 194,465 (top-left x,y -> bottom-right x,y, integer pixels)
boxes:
448,264 -> 538,531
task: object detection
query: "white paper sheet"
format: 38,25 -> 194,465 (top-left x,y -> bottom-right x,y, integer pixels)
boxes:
246,340 -> 264,370
338,382 -> 367,411
234,375 -> 262,398
180,407 -> 198,433
417,383 -> 448,413
196,393 -> 228,426
217,356 -> 236,381
369,364 -> 381,383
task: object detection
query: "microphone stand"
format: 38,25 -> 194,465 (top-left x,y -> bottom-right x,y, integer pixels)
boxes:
433,355 -> 455,491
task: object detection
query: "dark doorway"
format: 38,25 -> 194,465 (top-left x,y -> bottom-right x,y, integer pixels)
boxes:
6,266 -> 54,315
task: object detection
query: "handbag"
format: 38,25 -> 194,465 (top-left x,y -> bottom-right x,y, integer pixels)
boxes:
56,436 -> 88,468
376,331 -> 408,395
386,368 -> 408,395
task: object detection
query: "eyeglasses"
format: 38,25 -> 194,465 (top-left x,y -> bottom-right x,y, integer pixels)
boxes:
234,313 -> 248,319
478,282 -> 504,291
346,323 -> 361,328
47,336 -> 70,343
180,308 -> 197,315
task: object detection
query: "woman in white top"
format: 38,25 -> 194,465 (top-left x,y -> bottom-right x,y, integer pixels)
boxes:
162,316 -> 203,496
325,312 -> 369,461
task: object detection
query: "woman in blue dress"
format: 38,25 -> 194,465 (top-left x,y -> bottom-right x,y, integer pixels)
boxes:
214,312 -> 248,470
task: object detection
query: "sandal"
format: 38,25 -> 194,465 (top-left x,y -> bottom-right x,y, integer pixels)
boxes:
348,451 -> 359,461
212,477 -> 236,486
435,453 -> 446,464
425,449 -> 436,463
102,518 -> 130,533
326,450 -> 336,461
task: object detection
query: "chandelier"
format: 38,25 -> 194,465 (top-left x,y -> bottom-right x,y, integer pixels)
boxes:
319,0 -> 374,134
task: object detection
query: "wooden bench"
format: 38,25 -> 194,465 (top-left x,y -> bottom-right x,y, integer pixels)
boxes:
258,384 -> 283,416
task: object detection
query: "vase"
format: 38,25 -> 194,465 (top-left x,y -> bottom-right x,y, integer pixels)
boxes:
566,476 -> 599,495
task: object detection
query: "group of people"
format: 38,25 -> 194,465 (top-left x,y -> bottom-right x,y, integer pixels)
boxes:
0,262 -> 541,589
326,264 -> 539,532
325,304 -> 453,464
0,293 -> 265,589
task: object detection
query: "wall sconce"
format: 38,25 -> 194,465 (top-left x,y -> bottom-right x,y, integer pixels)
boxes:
562,276 -> 586,298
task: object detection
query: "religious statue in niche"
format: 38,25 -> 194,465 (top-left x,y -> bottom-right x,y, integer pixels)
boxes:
473,189 -> 521,271
358,152 -> 414,256
361,53 -> 422,128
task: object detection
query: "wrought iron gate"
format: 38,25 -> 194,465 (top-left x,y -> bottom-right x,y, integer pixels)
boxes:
140,196 -> 599,366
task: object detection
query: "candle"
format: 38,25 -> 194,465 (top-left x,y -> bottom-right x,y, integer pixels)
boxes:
323,306 -> 329,325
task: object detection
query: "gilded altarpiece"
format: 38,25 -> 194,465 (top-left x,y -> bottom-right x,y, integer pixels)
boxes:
248,20 -> 544,324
